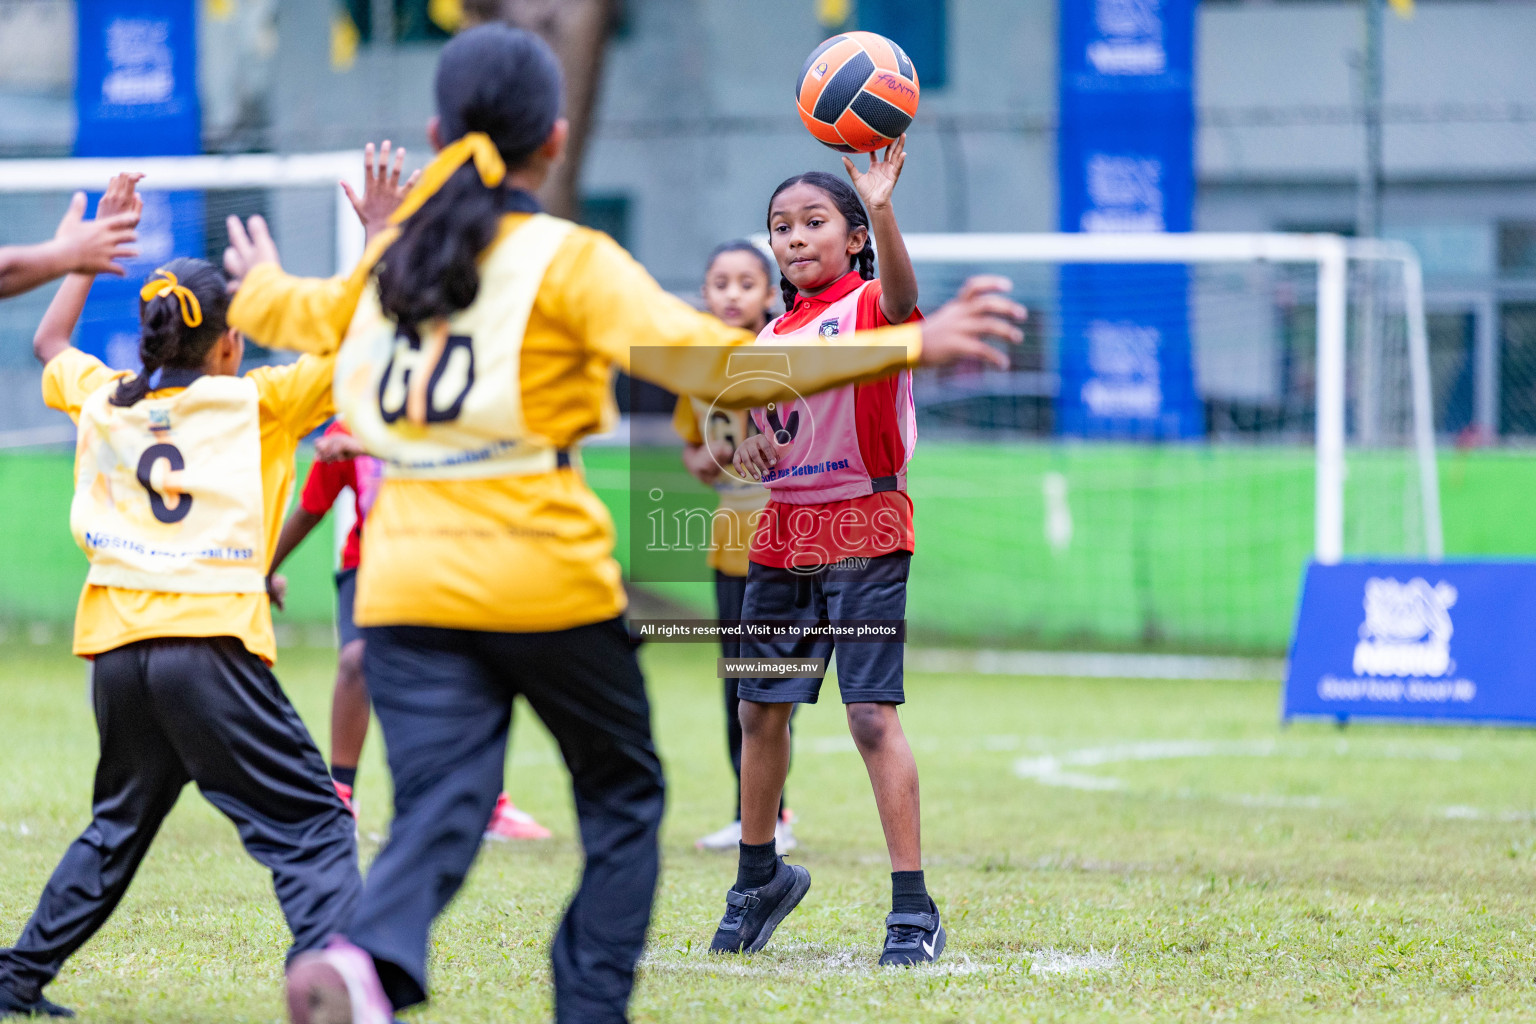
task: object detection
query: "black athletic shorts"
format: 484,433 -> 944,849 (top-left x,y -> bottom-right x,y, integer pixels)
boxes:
736,550 -> 909,706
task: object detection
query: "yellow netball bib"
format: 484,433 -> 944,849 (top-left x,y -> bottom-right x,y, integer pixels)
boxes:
71,376 -> 266,594
334,214 -> 577,479
689,397 -> 767,514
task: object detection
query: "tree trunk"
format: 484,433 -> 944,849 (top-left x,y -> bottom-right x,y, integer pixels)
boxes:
462,0 -> 615,220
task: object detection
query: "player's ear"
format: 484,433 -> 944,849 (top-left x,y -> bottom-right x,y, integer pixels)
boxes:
427,116 -> 443,153
223,329 -> 245,372
847,224 -> 870,258
540,118 -> 570,163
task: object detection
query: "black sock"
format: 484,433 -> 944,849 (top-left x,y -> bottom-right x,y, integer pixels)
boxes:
891,870 -> 930,915
735,840 -> 778,891
331,764 -> 358,788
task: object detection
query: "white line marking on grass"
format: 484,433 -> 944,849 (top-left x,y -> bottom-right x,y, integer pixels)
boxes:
909,647 -> 1284,682
1014,740 -> 1278,790
1029,947 -> 1119,975
641,943 -> 1020,977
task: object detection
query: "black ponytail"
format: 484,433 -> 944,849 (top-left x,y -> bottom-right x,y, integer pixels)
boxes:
376,25 -> 563,326
377,166 -> 505,325
765,171 -> 876,310
112,258 -> 230,407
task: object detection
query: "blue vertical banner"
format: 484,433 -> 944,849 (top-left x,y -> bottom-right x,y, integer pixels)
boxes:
75,0 -> 204,370
1057,0 -> 1201,438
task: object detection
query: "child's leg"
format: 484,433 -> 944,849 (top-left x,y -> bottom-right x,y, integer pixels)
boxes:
329,570 -> 368,788
145,637 -> 362,961
846,702 -> 920,870
329,637 -> 369,782
347,625 -> 511,1010
0,644 -> 188,1002
738,700 -> 795,845
504,619 -> 665,1024
822,552 -> 927,887
715,571 -> 747,816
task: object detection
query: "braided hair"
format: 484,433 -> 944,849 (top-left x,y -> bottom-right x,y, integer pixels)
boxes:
112,258 -> 231,407
765,171 -> 876,311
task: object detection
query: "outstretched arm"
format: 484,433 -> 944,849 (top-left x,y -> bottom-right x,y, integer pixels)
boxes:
0,180 -> 141,299
32,174 -> 145,364
269,506 -> 324,579
569,232 -> 1024,406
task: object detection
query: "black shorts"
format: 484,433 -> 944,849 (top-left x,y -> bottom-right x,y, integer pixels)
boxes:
737,551 -> 909,706
335,567 -> 361,649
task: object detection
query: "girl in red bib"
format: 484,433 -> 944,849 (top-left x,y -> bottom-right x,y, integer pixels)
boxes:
710,137 -> 945,967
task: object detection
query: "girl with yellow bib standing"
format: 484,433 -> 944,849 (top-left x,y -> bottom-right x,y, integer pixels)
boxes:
222,26 -> 1023,1024
0,174 -> 360,1020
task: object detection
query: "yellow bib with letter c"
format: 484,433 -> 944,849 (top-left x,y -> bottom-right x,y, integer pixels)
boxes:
70,376 -> 266,594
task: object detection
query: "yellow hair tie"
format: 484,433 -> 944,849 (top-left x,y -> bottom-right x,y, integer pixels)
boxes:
139,269 -> 203,328
388,131 -> 507,225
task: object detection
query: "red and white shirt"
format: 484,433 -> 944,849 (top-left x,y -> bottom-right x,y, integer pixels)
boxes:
299,422 -> 383,572
749,271 -> 920,568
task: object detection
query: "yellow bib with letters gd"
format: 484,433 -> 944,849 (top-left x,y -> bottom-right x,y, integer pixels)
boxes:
335,214 -> 577,480
71,376 -> 266,594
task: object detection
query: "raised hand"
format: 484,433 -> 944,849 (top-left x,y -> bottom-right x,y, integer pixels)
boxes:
341,140 -> 423,241
841,133 -> 907,212
223,214 -> 282,294
96,172 -> 145,223
54,182 -> 141,278
917,276 -> 1027,371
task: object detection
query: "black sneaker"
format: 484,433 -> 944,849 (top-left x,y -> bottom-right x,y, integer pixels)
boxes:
879,902 -> 946,966
709,858 -> 812,954
0,982 -> 74,1018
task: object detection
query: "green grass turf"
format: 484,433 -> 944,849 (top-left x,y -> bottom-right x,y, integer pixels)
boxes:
3,640 -> 1536,1021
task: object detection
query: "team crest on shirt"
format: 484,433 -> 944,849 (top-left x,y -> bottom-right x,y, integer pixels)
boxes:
148,409 -> 171,434
818,319 -> 840,338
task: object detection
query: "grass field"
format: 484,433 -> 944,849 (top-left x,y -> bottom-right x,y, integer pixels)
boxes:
5,640 -> 1536,1022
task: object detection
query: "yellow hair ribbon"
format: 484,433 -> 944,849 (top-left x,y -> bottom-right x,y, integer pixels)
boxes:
388,132 -> 507,225
139,269 -> 203,328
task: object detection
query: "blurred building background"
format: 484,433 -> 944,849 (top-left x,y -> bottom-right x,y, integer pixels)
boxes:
2,0 -> 1536,437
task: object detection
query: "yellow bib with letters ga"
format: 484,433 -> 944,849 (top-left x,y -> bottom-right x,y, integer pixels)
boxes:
335,213 -> 577,480
71,376 -> 266,594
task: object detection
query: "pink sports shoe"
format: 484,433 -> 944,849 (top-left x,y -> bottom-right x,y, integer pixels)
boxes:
484,793 -> 552,841
286,936 -> 393,1024
333,781 -> 357,820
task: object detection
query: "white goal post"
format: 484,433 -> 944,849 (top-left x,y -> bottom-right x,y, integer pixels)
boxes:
0,150 -> 369,278
893,231 -> 1442,566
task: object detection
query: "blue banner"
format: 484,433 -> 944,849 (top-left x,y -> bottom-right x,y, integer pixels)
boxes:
1057,0 -> 1200,439
75,0 -> 203,369
75,0 -> 201,158
1284,561 -> 1536,726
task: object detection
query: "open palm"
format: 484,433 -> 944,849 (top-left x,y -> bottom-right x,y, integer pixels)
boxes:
842,133 -> 907,211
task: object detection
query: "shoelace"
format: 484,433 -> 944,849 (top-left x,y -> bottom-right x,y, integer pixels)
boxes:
886,921 -> 930,948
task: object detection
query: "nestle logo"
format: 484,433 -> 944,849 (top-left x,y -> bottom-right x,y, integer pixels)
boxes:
875,73 -> 917,99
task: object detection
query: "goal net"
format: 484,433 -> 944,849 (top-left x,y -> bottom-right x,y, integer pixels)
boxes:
895,232 -> 1439,654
